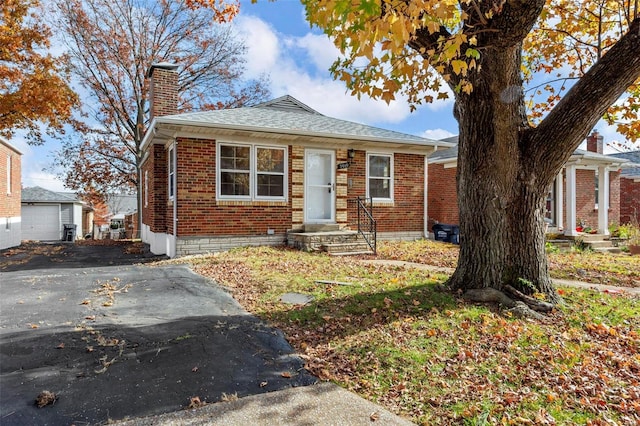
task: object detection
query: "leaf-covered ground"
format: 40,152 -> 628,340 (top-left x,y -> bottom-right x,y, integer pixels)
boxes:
375,240 -> 640,288
168,245 -> 640,425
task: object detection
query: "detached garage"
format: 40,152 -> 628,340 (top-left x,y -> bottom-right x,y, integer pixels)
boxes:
21,187 -> 84,241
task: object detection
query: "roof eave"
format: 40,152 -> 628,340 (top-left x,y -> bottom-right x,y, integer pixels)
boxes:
145,117 -> 453,150
0,136 -> 23,155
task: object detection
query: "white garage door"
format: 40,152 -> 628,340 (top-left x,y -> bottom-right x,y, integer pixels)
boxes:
22,205 -> 61,241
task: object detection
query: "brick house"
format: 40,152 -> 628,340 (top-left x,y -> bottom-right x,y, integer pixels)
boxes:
0,136 -> 22,250
140,63 -> 453,257
427,131 -> 628,236
610,150 -> 640,225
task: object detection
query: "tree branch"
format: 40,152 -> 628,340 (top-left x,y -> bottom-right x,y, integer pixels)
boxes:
532,17 -> 640,172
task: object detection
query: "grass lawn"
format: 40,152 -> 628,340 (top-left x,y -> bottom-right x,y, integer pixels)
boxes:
169,242 -> 639,425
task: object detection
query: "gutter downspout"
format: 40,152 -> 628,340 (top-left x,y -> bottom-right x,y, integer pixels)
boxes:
173,140 -> 178,257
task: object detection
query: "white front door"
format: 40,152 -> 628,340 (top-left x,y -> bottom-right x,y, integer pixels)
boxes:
305,149 -> 335,223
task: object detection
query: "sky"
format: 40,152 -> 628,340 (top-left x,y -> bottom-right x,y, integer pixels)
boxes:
11,0 -> 631,193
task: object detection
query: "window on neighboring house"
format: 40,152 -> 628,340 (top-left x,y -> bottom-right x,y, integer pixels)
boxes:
6,154 -> 11,195
168,145 -> 175,200
544,181 -> 556,225
594,170 -> 599,209
144,170 -> 148,207
367,153 -> 393,201
217,143 -> 287,200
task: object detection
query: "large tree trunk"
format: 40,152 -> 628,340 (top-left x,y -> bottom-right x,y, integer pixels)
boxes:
439,8 -> 640,311
448,43 -> 560,304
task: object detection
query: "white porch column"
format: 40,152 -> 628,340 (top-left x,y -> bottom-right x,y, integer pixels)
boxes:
555,172 -> 563,230
597,166 -> 610,235
565,165 -> 578,236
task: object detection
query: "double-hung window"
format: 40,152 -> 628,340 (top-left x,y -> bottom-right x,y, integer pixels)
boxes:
6,154 -> 11,195
218,143 -> 287,200
168,145 -> 175,201
144,170 -> 149,207
220,145 -> 251,198
367,153 -> 393,201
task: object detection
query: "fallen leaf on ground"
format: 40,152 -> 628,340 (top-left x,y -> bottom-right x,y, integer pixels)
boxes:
188,396 -> 205,409
35,391 -> 57,408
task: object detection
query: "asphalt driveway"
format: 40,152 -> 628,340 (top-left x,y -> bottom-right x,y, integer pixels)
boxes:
0,242 -> 316,425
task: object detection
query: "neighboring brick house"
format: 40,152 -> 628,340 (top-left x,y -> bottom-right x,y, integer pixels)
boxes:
609,150 -> 640,225
140,63 -> 453,257
427,131 -> 628,236
0,136 -> 22,250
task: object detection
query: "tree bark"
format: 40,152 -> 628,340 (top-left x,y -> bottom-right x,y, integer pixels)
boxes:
447,42 -> 559,302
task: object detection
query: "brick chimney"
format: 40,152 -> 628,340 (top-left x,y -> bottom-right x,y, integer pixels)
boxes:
586,130 -> 603,154
147,62 -> 179,119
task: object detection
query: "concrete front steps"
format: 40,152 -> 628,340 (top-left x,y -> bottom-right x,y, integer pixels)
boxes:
564,233 -> 622,254
287,224 -> 375,256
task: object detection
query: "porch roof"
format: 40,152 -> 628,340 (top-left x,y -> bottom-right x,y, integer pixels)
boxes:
142,95 -> 453,152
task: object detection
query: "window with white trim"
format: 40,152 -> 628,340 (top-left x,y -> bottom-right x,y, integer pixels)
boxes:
168,145 -> 175,201
220,144 -> 250,197
367,153 -> 393,201
217,143 -> 287,200
6,154 -> 11,195
256,147 -> 285,198
144,170 -> 148,207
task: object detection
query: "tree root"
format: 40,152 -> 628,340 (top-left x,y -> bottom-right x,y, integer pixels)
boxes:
462,287 -> 554,321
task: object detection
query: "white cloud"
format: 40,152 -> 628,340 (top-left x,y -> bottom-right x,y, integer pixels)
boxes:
421,128 -> 456,140
9,132 -> 68,192
235,13 -> 417,125
235,16 -> 281,79
293,33 -> 341,72
23,170 -> 68,192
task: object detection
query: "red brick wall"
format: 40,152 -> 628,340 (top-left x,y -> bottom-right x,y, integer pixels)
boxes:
0,142 -> 21,218
346,151 -> 426,233
573,169 -> 620,229
575,169 -> 597,227
427,163 -> 459,229
142,144 -> 168,233
175,138 -> 293,236
620,177 -> 640,225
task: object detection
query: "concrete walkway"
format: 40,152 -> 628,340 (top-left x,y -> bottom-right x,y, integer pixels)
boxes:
358,259 -> 640,296
112,382 -> 415,426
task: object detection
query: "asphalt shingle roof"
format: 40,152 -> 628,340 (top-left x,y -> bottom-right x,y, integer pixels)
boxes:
609,151 -> 640,178
22,187 -> 81,203
156,95 -> 443,147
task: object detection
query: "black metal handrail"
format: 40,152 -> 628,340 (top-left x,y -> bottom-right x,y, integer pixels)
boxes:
356,197 -> 377,254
